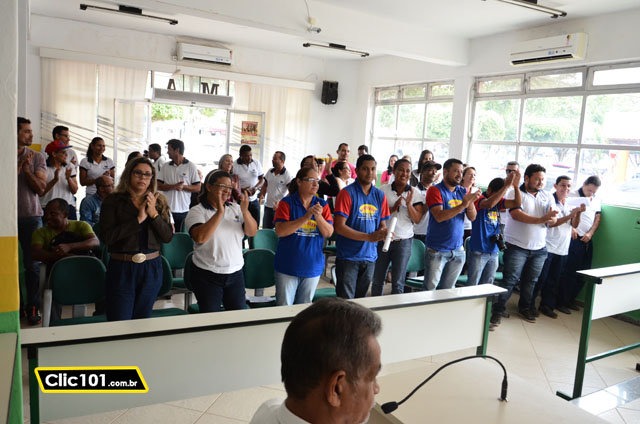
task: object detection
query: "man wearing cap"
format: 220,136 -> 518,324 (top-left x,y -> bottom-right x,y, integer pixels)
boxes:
17,117 -> 47,325
52,125 -> 78,172
41,140 -> 78,219
413,160 -> 442,245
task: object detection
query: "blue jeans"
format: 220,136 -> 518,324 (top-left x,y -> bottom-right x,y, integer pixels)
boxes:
423,247 -> 465,290
106,256 -> 163,321
275,271 -> 320,305
262,207 -> 275,229
559,238 -> 593,307
18,216 -> 42,309
372,238 -> 412,295
467,250 -> 499,286
336,259 -> 374,299
493,243 -> 547,314
534,252 -> 567,310
190,264 -> 247,313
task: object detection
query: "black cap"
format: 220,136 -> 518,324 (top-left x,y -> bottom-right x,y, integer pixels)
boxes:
421,160 -> 442,171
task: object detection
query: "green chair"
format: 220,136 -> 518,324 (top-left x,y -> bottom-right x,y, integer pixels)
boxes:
243,248 -> 276,308
322,230 -> 338,278
150,256 -> 188,318
405,239 -> 427,291
494,250 -> 505,283
183,252 -> 200,314
251,229 -> 278,252
313,265 -> 338,301
43,256 -> 108,327
161,232 -> 195,309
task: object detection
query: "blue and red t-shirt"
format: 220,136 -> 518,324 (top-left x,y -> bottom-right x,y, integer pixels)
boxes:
334,182 -> 390,261
274,193 -> 333,277
426,182 -> 467,251
470,193 -> 506,253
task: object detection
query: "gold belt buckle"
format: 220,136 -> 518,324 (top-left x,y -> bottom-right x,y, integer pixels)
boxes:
132,253 -> 147,264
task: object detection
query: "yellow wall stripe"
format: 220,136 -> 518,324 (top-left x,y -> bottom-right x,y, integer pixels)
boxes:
0,236 -> 19,313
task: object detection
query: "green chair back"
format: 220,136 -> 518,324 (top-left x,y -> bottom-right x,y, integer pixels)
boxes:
161,232 -> 194,270
251,229 -> 278,252
243,249 -> 276,289
405,239 -> 426,273
159,256 -> 174,296
50,256 -> 106,305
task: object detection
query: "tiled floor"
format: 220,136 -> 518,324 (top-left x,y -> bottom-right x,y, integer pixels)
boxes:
20,280 -> 640,424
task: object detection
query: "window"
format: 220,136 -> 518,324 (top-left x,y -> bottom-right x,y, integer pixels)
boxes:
371,81 -> 454,170
469,64 -> 640,207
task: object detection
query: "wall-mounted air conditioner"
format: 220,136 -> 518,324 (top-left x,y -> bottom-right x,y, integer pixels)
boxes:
152,88 -> 234,108
510,33 -> 588,66
177,42 -> 233,66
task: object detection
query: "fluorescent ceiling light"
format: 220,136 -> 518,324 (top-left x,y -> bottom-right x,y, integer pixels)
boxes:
79,3 -> 178,25
486,0 -> 567,18
303,42 -> 369,58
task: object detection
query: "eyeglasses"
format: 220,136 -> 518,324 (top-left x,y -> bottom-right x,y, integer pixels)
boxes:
132,170 -> 153,179
505,169 -> 516,174
212,183 -> 234,191
302,178 -> 321,184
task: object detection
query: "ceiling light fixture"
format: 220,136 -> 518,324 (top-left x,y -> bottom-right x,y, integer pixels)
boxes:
303,42 -> 369,58
79,4 -> 178,25
484,0 -> 567,18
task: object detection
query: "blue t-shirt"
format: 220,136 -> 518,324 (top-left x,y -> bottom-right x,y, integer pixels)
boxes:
334,181 -> 390,261
273,194 -> 333,277
470,193 -> 506,253
425,182 -> 467,251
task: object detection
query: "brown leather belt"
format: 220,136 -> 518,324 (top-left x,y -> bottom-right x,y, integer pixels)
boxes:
110,251 -> 160,264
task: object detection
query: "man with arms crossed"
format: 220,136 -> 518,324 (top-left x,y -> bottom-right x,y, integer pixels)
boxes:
334,154 -> 390,298
250,297 -> 382,424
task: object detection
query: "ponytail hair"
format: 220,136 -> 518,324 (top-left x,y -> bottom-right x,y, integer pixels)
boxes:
288,167 -> 315,195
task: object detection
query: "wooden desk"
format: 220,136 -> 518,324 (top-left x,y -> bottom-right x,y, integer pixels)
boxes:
370,360 -> 605,423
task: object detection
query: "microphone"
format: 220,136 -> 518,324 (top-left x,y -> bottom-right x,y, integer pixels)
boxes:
382,216 -> 398,252
380,355 -> 508,414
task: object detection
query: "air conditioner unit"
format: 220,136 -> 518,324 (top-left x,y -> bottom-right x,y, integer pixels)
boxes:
510,33 -> 587,66
152,88 -> 234,108
177,42 -> 232,66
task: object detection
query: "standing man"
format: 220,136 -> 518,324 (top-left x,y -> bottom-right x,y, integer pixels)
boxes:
357,144 -> 368,157
467,172 -> 521,286
234,145 -> 264,227
79,175 -> 114,227
560,176 -> 602,311
333,154 -> 390,298
52,125 -> 78,171
147,143 -> 166,173
491,164 -> 558,326
259,151 -> 292,229
157,139 -> 201,232
17,117 -> 47,325
322,143 -> 357,180
424,159 -> 481,290
534,176 -> 585,318
413,160 -> 441,244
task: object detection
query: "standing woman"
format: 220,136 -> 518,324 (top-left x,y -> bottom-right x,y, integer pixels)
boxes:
41,140 -> 78,219
332,161 -> 353,190
380,155 -> 398,185
80,137 -> 115,196
300,155 -> 340,200
372,159 -> 423,295
185,171 -> 258,312
274,168 -> 333,305
218,153 -> 241,202
100,157 -> 173,321
462,166 -> 478,241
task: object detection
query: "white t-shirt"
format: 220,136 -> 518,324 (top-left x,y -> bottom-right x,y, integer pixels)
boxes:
79,156 -> 115,195
264,167 -> 292,208
66,148 -> 79,171
250,398 -> 310,424
235,159 -> 264,201
157,159 -> 200,213
546,195 -> 573,256
381,183 -> 422,240
153,156 -> 166,174
569,190 -> 601,237
185,201 -> 245,274
40,165 -> 77,208
463,186 -> 479,230
413,183 -> 430,236
505,187 -> 556,250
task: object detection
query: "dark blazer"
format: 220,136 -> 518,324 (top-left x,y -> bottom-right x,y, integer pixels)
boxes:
100,192 -> 173,253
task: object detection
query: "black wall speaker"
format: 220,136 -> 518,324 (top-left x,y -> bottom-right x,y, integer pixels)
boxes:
321,81 -> 338,105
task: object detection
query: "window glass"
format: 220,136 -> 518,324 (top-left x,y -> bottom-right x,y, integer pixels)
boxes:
593,67 -> 640,86
397,104 -> 425,138
468,144 -> 517,187
395,140 -> 424,170
529,72 -> 583,90
521,96 -> 582,143
377,88 -> 398,101
430,83 -> 454,97
402,86 -> 426,99
518,146 -> 577,190
477,78 -> 522,94
423,142 -> 449,165
579,149 -> 640,207
374,105 -> 397,137
426,102 -> 453,140
472,99 -> 521,141
583,93 -> 640,145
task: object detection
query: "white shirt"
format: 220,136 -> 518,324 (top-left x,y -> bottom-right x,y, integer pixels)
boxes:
250,398 -> 310,424
40,164 -> 77,208
185,201 -> 245,274
381,183 -> 422,240
235,159 -> 264,201
414,183 -> 431,236
546,195 -> 573,256
569,189 -> 601,237
66,148 -> 79,171
157,158 -> 200,213
153,156 -> 166,173
463,186 -> 480,230
79,156 -> 115,195
264,167 -> 292,208
505,187 -> 556,250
